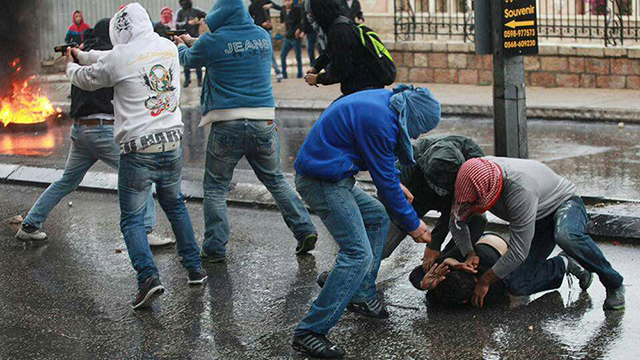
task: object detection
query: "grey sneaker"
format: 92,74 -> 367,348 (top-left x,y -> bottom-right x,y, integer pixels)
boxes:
560,252 -> 594,290
187,268 -> 208,285
603,285 -> 626,310
16,224 -> 47,241
200,250 -> 225,264
276,73 -> 283,83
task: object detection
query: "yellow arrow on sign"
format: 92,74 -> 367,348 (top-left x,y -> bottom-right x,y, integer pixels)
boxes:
505,20 -> 535,29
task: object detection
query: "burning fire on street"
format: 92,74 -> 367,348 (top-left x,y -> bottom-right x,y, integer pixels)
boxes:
0,58 -> 62,128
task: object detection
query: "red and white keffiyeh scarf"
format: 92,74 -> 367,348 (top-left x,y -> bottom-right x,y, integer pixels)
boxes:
452,158 -> 504,221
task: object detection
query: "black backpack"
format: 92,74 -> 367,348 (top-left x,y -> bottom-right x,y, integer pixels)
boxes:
333,16 -> 397,86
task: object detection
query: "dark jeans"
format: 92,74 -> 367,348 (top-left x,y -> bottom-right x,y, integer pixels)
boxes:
505,196 -> 624,295
184,66 -> 203,84
281,38 -> 302,79
118,148 -> 201,287
306,32 -> 321,68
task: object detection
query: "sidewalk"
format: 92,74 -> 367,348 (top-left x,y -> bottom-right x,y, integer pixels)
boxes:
38,73 -> 640,122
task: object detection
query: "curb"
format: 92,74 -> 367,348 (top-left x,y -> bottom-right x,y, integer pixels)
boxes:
2,163 -> 640,242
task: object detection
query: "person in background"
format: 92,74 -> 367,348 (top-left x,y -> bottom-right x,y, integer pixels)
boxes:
17,18 -> 168,247
249,0 -> 283,82
301,4 -> 322,68
176,0 -> 207,87
175,0 -> 318,263
341,0 -> 363,23
291,85 -> 440,359
65,10 -> 91,44
160,7 -> 176,30
66,4 -> 207,309
304,0 -> 384,96
268,0 -> 304,79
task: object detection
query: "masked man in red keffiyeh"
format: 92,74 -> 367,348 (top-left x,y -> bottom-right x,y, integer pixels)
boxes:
449,157 -> 625,310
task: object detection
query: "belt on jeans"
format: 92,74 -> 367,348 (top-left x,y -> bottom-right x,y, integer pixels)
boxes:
137,141 -> 181,153
74,118 -> 115,126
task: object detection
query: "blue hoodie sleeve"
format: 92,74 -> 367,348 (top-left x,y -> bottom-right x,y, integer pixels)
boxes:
358,130 -> 421,233
178,39 -> 210,69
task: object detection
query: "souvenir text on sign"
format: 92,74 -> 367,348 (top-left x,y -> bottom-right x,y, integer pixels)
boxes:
502,0 -> 538,56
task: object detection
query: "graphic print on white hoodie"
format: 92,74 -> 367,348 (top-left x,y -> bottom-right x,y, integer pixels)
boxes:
67,2 -> 183,154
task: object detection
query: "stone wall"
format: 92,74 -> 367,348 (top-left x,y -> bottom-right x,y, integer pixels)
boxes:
388,42 -> 640,89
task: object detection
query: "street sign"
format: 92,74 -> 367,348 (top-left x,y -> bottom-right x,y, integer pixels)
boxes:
502,0 -> 538,57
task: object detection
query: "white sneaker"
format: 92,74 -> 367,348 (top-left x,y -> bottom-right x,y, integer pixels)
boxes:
16,226 -> 47,241
147,233 -> 176,247
276,73 -> 283,83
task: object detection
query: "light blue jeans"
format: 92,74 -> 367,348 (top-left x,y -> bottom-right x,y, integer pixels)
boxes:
118,148 -> 201,287
294,175 -> 390,336
268,30 -> 281,75
202,119 -> 316,258
23,125 -> 155,232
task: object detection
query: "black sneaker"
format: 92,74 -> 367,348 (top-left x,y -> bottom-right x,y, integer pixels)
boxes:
560,252 -> 594,290
346,298 -> 390,319
316,271 -> 389,318
188,268 -> 208,285
183,79 -> 191,88
292,332 -> 345,359
132,274 -> 165,310
200,250 -> 225,264
297,234 -> 318,255
603,285 -> 626,310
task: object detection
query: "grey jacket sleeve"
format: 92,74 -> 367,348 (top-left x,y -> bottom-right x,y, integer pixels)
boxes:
491,189 -> 538,279
450,215 -> 474,257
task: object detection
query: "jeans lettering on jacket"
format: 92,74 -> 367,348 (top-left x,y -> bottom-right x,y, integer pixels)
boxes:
224,39 -> 271,55
120,129 -> 184,154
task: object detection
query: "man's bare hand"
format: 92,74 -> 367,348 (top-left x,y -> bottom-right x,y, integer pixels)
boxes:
443,257 -> 478,274
65,47 -> 78,64
304,73 -> 318,86
178,34 -> 195,47
420,262 -> 450,290
263,3 -> 273,10
464,252 -> 480,271
307,67 -> 318,75
400,183 -> 414,204
422,248 -> 440,271
409,220 -> 432,244
472,280 -> 490,308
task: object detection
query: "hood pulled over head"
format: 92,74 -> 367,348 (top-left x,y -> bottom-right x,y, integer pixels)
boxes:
110,3 -> 154,45
83,18 -> 112,51
309,0 -> 344,33
205,0 -> 253,33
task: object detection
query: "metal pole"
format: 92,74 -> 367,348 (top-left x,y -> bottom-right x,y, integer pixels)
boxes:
491,0 -> 529,158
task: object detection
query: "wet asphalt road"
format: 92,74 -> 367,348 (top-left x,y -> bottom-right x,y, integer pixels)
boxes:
1,183 -> 638,360
2,112 -> 640,202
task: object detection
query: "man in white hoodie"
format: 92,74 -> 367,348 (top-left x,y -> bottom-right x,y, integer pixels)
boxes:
65,3 -> 206,310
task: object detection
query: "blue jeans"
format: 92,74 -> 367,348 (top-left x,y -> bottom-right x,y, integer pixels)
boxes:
505,196 -> 624,295
294,175 -> 390,336
118,148 -> 201,286
281,38 -> 303,78
306,32 -> 320,68
184,66 -> 203,84
202,119 -> 316,258
23,125 -> 155,232
268,30 -> 281,75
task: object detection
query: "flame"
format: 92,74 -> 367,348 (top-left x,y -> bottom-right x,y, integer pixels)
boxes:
0,59 -> 59,127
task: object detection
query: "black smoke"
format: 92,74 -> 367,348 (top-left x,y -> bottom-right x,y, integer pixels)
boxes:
0,0 -> 42,97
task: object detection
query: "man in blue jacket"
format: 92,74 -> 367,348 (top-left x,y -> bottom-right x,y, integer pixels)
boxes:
291,85 -> 441,359
175,0 -> 318,263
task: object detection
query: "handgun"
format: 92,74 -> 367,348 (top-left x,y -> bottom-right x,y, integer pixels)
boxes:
54,43 -> 78,53
166,29 -> 187,37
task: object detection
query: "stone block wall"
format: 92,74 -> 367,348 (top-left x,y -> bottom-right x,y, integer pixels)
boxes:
388,42 -> 640,89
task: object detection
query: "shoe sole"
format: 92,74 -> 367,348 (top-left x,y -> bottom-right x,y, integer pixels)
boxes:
201,257 -> 225,264
15,231 -> 47,241
603,302 -> 626,310
132,285 -> 165,310
188,275 -> 208,285
291,341 -> 343,359
149,242 -> 176,249
296,236 -> 317,255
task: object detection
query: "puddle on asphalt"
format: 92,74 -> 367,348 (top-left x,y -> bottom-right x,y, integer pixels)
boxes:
3,110 -> 640,199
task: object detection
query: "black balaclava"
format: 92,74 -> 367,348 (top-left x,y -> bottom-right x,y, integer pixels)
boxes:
180,0 -> 193,10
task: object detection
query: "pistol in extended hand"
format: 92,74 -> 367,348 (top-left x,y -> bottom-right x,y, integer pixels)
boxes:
166,29 -> 187,37
54,43 -> 78,53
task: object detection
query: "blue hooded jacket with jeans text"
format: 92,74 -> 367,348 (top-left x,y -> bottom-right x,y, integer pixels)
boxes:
294,89 -> 422,233
178,0 -> 275,116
